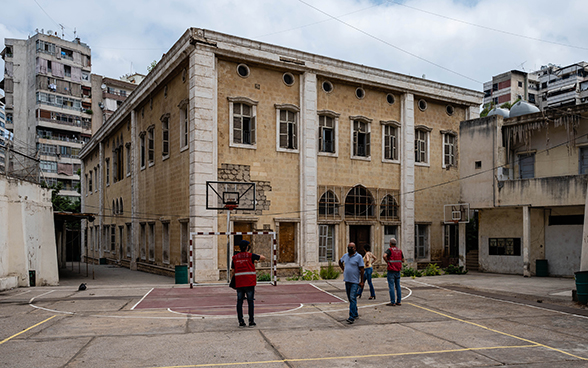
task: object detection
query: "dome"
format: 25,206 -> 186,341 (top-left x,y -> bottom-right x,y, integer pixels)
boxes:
509,100 -> 540,118
487,107 -> 510,118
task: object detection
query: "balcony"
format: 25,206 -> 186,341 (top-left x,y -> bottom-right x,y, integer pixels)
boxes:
497,175 -> 588,207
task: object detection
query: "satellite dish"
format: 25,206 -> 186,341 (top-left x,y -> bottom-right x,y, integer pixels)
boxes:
101,84 -> 107,90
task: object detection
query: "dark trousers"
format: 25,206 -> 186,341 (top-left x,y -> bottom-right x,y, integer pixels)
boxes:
237,286 -> 255,323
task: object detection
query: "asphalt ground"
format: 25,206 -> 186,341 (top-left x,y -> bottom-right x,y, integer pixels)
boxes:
1,264 -> 588,368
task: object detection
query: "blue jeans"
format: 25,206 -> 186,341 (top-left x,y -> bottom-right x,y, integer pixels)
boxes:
387,271 -> 401,304
357,267 -> 375,298
345,282 -> 360,320
237,286 -> 255,323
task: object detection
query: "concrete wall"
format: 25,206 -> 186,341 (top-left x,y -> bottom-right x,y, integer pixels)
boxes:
0,175 -> 58,289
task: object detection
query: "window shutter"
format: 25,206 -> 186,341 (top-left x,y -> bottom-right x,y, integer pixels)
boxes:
353,130 -> 358,156
318,126 -> 323,151
279,118 -> 288,148
250,116 -> 256,144
366,132 -> 371,156
233,117 -> 242,144
292,119 -> 297,149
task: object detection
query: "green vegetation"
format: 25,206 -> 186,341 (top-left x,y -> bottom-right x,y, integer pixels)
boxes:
319,262 -> 340,280
424,263 -> 442,276
401,265 -> 422,278
444,264 -> 468,274
257,273 -> 272,282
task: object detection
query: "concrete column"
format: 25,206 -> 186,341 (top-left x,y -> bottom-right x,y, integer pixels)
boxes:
401,93 -> 416,266
300,72 -> 318,269
459,222 -> 466,268
580,182 -> 588,271
98,141 -> 104,259
130,109 -> 138,270
188,47 -> 218,281
523,205 -> 531,276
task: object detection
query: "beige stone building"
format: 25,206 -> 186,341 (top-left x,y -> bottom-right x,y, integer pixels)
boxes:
80,28 -> 482,281
460,103 -> 588,277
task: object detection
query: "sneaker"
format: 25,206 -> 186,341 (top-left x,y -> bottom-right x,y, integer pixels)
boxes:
386,302 -> 396,306
239,321 -> 246,327
249,321 -> 256,327
396,303 -> 402,306
346,318 -> 355,324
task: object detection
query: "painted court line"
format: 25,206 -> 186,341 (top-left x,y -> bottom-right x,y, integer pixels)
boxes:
151,344 -> 541,368
309,283 -> 347,302
0,315 -> 56,345
131,288 -> 154,310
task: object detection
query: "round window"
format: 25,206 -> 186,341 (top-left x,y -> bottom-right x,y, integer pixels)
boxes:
237,64 -> 250,78
283,72 -> 295,86
446,105 -> 455,116
386,94 -> 395,105
322,81 -> 333,93
418,99 -> 428,111
355,87 -> 365,99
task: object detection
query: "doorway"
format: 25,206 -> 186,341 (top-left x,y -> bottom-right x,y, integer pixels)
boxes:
278,222 -> 296,263
349,225 -> 370,256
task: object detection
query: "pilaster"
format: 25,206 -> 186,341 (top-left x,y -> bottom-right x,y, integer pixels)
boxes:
523,205 -> 531,276
401,93 -> 415,266
130,109 -> 138,270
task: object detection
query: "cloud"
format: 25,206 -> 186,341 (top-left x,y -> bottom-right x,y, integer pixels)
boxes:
1,0 -> 587,93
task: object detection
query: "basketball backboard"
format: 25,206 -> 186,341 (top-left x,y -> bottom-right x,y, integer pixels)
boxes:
206,181 -> 256,210
443,203 -> 470,224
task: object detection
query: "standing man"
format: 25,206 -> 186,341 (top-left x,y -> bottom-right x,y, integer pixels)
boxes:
338,242 -> 365,324
230,240 -> 266,327
383,238 -> 404,306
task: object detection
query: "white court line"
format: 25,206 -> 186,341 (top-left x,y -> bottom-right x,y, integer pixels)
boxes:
165,303 -> 306,318
407,279 -> 588,320
131,288 -> 154,310
29,290 -> 55,304
309,283 -> 347,302
29,304 -> 74,315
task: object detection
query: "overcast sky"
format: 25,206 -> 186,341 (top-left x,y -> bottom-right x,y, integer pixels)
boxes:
1,0 -> 587,94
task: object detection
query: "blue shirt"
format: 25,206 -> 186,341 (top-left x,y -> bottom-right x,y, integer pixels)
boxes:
340,253 -> 364,284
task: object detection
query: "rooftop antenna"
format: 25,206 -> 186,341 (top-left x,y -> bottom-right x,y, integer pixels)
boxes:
59,24 -> 64,38
74,27 -> 77,39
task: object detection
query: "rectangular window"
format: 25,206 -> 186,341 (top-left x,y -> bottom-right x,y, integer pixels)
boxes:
415,130 -> 428,163
112,150 -> 117,183
580,147 -> 588,174
352,120 -> 370,157
519,153 -> 535,179
162,222 -> 170,264
384,225 -> 398,252
64,65 -> 71,78
443,134 -> 456,167
278,109 -> 297,150
110,226 -> 116,252
126,223 -> 132,258
105,158 -> 110,185
126,144 -> 131,176
318,224 -> 335,262
140,134 -> 146,168
147,128 -> 154,165
162,118 -> 169,157
489,238 -> 521,256
140,223 -> 146,260
444,224 -> 459,258
232,103 -> 256,145
180,221 -> 189,264
89,171 -> 93,192
181,106 -> 189,149
119,226 -> 124,258
384,125 -> 398,160
148,223 -> 155,261
319,115 -> 335,153
414,224 -> 429,259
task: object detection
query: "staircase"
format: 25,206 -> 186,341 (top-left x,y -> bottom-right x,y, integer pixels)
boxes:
466,250 -> 479,271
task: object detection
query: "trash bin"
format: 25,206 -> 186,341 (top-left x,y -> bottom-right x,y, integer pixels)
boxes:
575,271 -> 588,304
536,259 -> 548,277
175,265 -> 188,284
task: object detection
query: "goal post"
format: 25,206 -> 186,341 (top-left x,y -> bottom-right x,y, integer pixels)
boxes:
189,231 -> 277,287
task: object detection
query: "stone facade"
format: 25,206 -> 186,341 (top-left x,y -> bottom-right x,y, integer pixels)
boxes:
80,28 -> 482,281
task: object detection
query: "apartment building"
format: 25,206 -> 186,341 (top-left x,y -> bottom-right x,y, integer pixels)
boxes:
537,62 -> 588,110
483,70 -> 540,108
0,99 -> 9,173
80,28 -> 482,281
460,104 -> 588,277
1,30 -> 92,198
90,74 -> 140,134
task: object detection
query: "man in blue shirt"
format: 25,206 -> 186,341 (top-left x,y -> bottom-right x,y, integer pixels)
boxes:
338,242 -> 365,324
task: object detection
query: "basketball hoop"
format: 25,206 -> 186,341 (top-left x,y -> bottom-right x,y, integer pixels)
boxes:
224,203 -> 238,211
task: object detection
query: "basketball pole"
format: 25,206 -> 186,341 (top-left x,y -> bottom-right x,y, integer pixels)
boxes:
226,208 -> 231,283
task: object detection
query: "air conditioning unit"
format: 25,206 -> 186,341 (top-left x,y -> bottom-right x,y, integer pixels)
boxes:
497,167 -> 511,181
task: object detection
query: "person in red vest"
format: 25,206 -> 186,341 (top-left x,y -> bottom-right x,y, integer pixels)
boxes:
230,240 -> 266,327
383,238 -> 404,306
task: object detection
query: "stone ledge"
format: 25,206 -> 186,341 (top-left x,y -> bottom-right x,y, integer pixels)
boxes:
0,275 -> 19,291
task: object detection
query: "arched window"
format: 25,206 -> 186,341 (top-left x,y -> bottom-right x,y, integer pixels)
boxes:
345,185 -> 374,217
380,195 -> 399,220
120,198 -> 123,214
112,200 -> 116,215
319,190 -> 339,216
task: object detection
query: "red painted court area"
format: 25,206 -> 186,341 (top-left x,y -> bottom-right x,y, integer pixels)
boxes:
134,283 -> 344,316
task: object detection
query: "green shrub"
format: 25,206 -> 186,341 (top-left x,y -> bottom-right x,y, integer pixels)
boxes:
286,275 -> 300,281
257,273 -> 272,282
302,269 -> 320,281
320,262 -> 340,280
401,265 -> 422,278
372,271 -> 380,278
424,263 -> 441,276
444,264 -> 468,274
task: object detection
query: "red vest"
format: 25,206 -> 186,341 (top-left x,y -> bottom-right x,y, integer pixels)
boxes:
232,252 -> 257,288
387,247 -> 403,272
